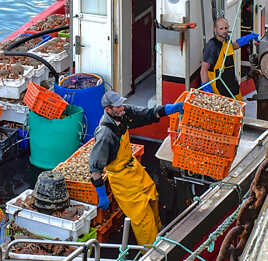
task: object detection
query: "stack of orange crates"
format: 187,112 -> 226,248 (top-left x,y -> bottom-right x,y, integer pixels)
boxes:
54,138 -> 144,241
96,208 -> 124,243
55,138 -> 144,205
169,89 -> 246,180
91,193 -> 117,227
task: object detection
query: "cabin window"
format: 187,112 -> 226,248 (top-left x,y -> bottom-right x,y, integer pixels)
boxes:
81,0 -> 107,16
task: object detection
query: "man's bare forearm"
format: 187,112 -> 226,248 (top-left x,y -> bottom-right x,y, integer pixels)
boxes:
200,66 -> 209,83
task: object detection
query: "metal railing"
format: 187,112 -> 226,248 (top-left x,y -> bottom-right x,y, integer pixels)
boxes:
4,238 -> 100,261
2,217 -> 147,261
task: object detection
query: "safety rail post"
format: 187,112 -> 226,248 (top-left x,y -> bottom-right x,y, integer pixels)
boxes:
120,217 -> 131,259
63,239 -> 100,261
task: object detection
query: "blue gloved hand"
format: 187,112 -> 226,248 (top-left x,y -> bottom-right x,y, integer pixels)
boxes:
201,82 -> 213,93
165,102 -> 184,115
236,33 -> 259,47
95,185 -> 110,210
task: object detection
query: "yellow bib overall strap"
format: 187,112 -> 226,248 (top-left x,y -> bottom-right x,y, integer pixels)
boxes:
208,40 -> 243,101
106,130 -> 162,246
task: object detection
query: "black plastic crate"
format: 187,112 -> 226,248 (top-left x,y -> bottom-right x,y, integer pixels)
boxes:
0,127 -> 18,160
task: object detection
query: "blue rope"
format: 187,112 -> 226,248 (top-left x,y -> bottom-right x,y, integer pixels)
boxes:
193,196 -> 201,204
184,198 -> 245,261
116,246 -> 129,261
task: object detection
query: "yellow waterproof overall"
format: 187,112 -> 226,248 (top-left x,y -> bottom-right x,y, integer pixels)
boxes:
105,130 -> 162,246
208,41 -> 243,101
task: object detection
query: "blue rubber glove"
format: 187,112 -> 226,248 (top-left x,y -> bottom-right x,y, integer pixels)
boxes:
201,82 -> 213,93
95,185 -> 110,210
236,33 -> 259,47
165,102 -> 184,115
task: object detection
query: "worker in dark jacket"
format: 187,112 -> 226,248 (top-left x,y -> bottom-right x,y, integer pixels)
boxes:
200,17 -> 258,99
89,90 -> 184,246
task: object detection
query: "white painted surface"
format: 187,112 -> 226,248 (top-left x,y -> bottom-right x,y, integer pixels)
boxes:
161,0 -> 186,78
189,0 -> 202,76
118,0 -> 132,96
73,0 -> 113,89
225,1 -> 242,83
163,44 -> 185,77
156,0 -> 215,103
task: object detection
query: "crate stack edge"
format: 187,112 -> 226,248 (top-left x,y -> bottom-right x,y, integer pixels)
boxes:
53,138 -> 144,240
169,89 -> 246,180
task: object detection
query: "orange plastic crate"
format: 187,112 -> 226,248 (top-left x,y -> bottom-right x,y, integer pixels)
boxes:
168,129 -> 178,150
83,139 -> 144,160
169,91 -> 189,131
111,208 -> 125,233
182,89 -> 246,136
24,82 -> 68,119
91,193 -> 116,226
65,180 -> 98,205
97,215 -> 113,243
55,140 -> 109,205
55,139 -> 143,204
172,139 -> 233,180
177,124 -> 240,159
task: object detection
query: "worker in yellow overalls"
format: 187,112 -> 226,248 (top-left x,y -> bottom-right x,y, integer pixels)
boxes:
89,90 -> 184,247
200,17 -> 258,100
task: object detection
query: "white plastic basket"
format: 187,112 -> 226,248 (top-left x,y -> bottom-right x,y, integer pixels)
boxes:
0,65 -> 34,99
30,37 -> 70,73
6,189 -> 97,240
52,52 -> 70,73
0,101 -> 29,124
31,64 -> 50,85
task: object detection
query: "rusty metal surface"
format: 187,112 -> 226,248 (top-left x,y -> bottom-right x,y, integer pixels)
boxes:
240,195 -> 268,261
142,119 -> 268,261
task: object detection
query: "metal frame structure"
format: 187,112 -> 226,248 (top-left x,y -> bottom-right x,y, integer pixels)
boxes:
140,118 -> 268,260
0,218 -> 146,261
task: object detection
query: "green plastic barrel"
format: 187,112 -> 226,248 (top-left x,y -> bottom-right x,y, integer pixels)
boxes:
29,105 -> 84,169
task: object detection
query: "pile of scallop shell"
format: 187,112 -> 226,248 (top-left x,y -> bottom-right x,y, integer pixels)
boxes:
0,63 -> 24,79
55,142 -> 139,183
190,91 -> 241,115
27,14 -> 69,31
54,142 -> 95,183
38,38 -> 69,54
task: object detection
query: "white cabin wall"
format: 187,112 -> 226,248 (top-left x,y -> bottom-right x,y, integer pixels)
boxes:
156,0 -> 186,104
161,0 -> 186,78
117,0 -> 132,96
156,0 -> 215,104
72,1 -> 80,71
255,0 -> 266,37
203,1 -> 214,43
225,0 -> 241,82
189,0 -> 210,77
156,0 -> 206,104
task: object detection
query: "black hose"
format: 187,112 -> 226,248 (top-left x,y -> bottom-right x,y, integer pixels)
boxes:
4,25 -> 70,84
5,25 -> 69,51
3,51 -> 59,83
